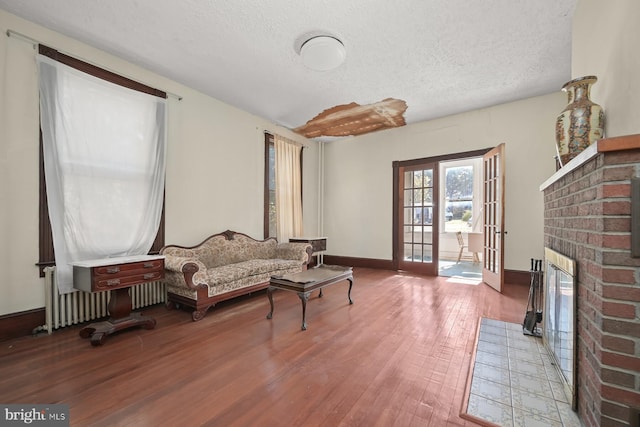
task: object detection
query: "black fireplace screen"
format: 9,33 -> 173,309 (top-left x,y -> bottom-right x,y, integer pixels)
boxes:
544,247 -> 577,410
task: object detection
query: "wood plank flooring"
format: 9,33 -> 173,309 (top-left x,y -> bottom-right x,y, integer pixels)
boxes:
0,268 -> 528,426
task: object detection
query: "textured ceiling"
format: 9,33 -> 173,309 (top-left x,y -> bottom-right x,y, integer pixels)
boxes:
0,0 -> 577,141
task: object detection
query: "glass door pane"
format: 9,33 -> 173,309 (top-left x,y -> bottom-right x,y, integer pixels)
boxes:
398,164 -> 437,274
482,144 -> 505,291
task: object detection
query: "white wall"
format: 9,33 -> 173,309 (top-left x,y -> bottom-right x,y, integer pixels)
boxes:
572,0 -> 640,138
322,93 -> 566,272
163,88 -> 319,246
0,10 -> 317,316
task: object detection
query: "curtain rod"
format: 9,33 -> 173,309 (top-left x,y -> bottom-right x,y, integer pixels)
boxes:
263,130 -> 309,148
6,29 -> 183,101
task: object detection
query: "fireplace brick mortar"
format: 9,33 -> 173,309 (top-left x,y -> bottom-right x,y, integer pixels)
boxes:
543,139 -> 640,427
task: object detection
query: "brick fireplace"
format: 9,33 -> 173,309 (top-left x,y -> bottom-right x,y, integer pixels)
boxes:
541,134 -> 640,427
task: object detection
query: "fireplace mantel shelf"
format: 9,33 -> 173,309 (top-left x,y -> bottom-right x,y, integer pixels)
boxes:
540,134 -> 640,191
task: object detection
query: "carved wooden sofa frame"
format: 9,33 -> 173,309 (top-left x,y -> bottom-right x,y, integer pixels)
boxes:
160,230 -> 312,321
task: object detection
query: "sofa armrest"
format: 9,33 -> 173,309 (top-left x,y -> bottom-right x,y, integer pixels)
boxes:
163,255 -> 208,290
275,242 -> 313,265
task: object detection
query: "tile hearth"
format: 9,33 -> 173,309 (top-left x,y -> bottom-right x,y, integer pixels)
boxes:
465,318 -> 582,427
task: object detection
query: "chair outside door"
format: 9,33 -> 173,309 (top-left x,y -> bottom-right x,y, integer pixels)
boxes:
456,231 -> 480,264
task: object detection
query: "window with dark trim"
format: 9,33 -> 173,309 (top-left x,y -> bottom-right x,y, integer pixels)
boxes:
263,132 -> 304,240
37,44 -> 166,276
264,133 -> 276,239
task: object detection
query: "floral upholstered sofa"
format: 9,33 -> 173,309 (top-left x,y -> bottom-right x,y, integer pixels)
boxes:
160,230 -> 312,321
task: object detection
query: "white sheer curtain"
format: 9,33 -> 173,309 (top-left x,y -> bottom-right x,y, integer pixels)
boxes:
274,134 -> 303,242
37,55 -> 167,294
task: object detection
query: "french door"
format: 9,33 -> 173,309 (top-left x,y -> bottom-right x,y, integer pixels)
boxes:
393,147 -> 503,283
395,162 -> 438,275
482,144 -> 505,292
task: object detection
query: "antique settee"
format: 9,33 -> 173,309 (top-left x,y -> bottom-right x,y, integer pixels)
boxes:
160,230 -> 312,321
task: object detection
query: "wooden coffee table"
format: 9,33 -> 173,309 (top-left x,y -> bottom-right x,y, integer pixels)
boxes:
267,265 -> 353,330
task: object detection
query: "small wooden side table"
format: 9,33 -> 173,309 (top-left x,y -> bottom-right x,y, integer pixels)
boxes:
72,255 -> 164,346
289,237 -> 327,266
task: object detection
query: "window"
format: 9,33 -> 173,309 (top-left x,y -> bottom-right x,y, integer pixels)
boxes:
263,132 -> 303,241
37,45 -> 166,278
444,165 -> 473,232
264,133 -> 276,238
441,158 -> 482,233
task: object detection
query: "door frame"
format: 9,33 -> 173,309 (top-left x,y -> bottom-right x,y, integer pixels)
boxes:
392,148 -> 492,274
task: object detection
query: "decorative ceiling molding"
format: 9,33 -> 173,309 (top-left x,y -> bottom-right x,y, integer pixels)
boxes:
294,98 -> 408,139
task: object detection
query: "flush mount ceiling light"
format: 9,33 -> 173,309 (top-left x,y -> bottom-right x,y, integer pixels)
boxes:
299,35 -> 346,71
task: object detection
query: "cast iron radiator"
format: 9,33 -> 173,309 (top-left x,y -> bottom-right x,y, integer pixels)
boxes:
35,266 -> 166,334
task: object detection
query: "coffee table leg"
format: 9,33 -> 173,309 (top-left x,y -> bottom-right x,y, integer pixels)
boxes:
297,292 -> 310,330
266,286 -> 275,319
347,278 -> 354,304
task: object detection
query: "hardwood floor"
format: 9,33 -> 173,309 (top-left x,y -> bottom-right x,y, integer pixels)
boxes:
0,268 -> 528,426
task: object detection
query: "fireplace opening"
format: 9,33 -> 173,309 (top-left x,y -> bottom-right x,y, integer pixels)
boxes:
544,247 -> 577,410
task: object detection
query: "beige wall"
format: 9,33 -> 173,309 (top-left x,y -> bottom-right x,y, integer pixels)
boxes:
321,0 -> 640,272
573,0 -> 640,138
0,10 -> 317,316
3,1 -> 635,317
322,92 -> 566,272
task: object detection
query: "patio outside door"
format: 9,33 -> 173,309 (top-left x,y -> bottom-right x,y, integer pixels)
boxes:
395,162 -> 438,275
